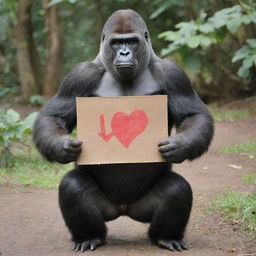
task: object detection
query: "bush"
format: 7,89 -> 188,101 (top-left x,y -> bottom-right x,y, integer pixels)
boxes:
0,109 -> 38,167
29,95 -> 46,107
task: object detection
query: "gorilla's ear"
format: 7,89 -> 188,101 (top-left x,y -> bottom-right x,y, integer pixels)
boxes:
144,32 -> 149,41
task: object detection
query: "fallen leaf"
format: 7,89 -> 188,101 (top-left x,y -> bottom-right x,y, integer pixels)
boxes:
227,248 -> 237,253
228,164 -> 242,169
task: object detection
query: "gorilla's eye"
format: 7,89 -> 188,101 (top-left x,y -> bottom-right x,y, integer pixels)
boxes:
145,31 -> 149,40
111,39 -> 120,50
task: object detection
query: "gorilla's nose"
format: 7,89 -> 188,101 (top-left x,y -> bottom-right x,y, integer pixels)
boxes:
120,50 -> 131,57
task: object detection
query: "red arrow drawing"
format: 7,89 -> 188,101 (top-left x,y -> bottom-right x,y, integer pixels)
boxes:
98,114 -> 114,142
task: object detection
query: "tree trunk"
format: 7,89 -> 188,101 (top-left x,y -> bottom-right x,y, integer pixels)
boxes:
42,0 -> 62,98
16,0 -> 42,102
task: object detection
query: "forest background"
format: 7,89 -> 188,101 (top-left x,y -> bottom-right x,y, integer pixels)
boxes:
0,0 -> 256,104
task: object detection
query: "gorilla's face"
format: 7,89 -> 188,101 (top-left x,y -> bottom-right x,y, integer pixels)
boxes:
100,10 -> 152,81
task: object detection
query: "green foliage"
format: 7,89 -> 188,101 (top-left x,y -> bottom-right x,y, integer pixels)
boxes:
159,11 -> 218,54
0,87 -> 18,98
0,0 -> 19,92
0,148 -> 72,189
159,4 -> 256,79
49,0 -> 78,7
150,0 -> 184,20
211,108 -> 251,122
213,190 -> 256,234
160,5 -> 256,53
232,39 -> 256,79
243,173 -> 256,186
218,141 -> 256,157
29,95 -> 46,107
0,109 -> 38,167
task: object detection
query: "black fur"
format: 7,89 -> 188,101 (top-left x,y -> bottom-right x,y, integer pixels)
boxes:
33,9 -> 214,252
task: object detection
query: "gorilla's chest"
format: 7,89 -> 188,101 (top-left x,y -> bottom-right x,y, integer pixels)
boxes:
93,69 -> 162,97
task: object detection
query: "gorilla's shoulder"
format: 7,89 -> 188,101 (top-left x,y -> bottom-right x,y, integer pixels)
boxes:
153,58 -> 185,75
58,61 -> 105,96
68,61 -> 105,79
151,58 -> 191,90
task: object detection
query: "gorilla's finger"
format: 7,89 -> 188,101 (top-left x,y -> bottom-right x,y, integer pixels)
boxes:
81,241 -> 89,251
64,146 -> 82,153
180,240 -> 188,250
70,140 -> 82,147
63,140 -> 70,150
172,241 -> 182,251
73,243 -> 81,252
158,144 -> 170,153
159,142 -> 181,153
90,239 -> 102,251
158,139 -> 170,146
162,152 -> 172,159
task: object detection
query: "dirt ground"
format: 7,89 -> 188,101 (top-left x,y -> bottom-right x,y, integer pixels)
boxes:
0,117 -> 256,256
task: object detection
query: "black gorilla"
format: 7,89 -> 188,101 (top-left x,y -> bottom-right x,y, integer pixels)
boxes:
33,9 -> 214,252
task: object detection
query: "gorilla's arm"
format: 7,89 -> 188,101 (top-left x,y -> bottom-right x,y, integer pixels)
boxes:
158,60 -> 214,163
33,62 -> 104,163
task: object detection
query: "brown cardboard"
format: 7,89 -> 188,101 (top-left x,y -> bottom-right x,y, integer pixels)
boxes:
76,95 -> 168,165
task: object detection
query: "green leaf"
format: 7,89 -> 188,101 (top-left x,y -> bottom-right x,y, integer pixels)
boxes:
247,39 -> 256,48
21,112 -> 38,133
232,46 -> 250,63
227,19 -> 242,33
243,57 -> 254,69
209,17 -> 226,28
158,31 -> 178,41
6,109 -> 20,123
160,44 -> 179,56
150,1 -> 175,19
242,14 -> 253,24
209,5 -> 241,29
199,23 -> 215,33
199,35 -> 215,47
187,36 -> 200,48
237,66 -> 250,78
253,55 -> 256,65
49,0 -> 65,7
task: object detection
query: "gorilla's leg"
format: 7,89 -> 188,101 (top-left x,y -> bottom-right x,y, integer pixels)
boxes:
59,168 -> 120,252
127,171 -> 192,251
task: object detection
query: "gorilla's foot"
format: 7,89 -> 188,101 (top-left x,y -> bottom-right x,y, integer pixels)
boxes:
157,239 -> 188,251
72,238 -> 103,252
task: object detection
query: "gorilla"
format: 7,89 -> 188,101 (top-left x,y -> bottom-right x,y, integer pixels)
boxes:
33,9 -> 214,252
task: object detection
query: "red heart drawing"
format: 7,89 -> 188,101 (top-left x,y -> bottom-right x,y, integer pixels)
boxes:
111,110 -> 148,148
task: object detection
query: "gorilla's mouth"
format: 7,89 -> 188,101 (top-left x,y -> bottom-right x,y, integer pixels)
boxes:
115,63 -> 135,68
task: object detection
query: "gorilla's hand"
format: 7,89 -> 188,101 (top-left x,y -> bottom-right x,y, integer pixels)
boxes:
158,134 -> 190,163
53,136 -> 82,164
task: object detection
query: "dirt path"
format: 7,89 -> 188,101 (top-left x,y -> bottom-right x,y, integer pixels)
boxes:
0,118 -> 255,256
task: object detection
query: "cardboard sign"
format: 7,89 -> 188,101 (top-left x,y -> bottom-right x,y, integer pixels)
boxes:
76,95 -> 168,165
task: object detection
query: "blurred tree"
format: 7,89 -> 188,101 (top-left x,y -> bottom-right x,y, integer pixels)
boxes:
16,0 -> 42,101
16,0 -> 62,102
42,0 -> 62,97
1,0 -> 255,103
0,0 -> 19,98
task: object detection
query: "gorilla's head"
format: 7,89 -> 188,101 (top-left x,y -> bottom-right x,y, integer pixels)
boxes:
100,10 -> 153,81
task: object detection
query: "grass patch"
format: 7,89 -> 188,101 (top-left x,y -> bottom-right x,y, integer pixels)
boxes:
243,173 -> 256,186
0,148 -> 72,189
218,141 -> 256,157
210,107 -> 251,122
213,191 -> 256,234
